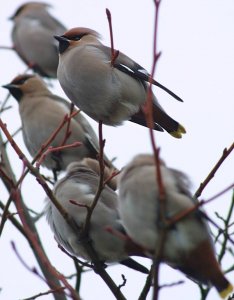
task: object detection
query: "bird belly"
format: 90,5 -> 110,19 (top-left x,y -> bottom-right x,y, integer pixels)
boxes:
58,49 -> 145,125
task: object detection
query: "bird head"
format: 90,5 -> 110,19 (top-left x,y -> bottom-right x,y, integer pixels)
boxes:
9,2 -> 51,21
2,74 -> 48,101
54,27 -> 101,54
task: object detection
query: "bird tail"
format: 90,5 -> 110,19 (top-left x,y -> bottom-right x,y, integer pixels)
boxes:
129,111 -> 164,132
152,104 -> 186,138
120,258 -> 149,274
218,282 -> 233,299
130,106 -> 186,138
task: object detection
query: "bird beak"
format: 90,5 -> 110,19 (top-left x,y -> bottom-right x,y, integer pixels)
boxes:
54,35 -> 70,54
2,84 -> 16,90
54,35 -> 67,43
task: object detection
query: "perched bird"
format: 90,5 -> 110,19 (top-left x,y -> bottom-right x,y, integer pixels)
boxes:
118,154 -> 233,298
54,27 -> 186,138
45,159 -> 148,273
2,74 -> 114,179
10,2 -> 66,78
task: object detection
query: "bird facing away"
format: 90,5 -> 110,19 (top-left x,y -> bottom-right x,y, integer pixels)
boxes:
118,154 -> 233,298
54,27 -> 186,138
10,2 -> 66,78
2,74 -> 114,178
45,159 -> 149,274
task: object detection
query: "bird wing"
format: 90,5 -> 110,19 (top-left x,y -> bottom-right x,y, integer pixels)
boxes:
51,94 -> 99,152
98,45 -> 183,102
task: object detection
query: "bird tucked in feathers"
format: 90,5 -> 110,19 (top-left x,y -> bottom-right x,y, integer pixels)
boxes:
54,27 -> 186,138
45,158 -> 149,274
3,74 -> 115,179
10,2 -> 66,78
117,154 -> 233,298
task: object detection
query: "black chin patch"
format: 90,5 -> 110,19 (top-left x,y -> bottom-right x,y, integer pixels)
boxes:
59,40 -> 70,54
7,87 -> 23,102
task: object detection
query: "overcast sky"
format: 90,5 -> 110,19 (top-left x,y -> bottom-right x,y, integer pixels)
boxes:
0,1 -> 233,300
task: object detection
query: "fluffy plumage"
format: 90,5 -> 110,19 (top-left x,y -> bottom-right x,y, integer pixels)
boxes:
10,2 -> 66,77
54,27 -> 186,138
118,154 -> 233,298
3,74 -> 114,177
45,159 -> 148,273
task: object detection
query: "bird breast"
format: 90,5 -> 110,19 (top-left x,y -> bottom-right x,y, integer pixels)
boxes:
58,45 -> 146,125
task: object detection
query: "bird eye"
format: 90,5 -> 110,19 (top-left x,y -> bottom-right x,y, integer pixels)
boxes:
73,36 -> 82,41
65,34 -> 87,41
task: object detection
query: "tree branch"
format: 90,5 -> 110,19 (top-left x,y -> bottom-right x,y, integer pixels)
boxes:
195,142 -> 234,198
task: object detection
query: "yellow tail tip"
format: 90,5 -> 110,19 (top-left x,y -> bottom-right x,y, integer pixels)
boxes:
219,283 -> 233,299
170,124 -> 186,139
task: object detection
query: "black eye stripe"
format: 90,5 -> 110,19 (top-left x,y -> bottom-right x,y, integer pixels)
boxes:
63,34 -> 87,41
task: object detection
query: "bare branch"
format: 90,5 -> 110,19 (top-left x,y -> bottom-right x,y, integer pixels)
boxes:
142,1 -> 165,299
195,142 -> 234,198
15,110 -> 80,187
160,280 -> 184,290
80,121 -> 105,238
218,191 -> 234,263
138,265 -> 154,300
36,142 -> 82,168
20,287 -> 66,300
106,9 -> 119,66
118,274 -> 127,290
0,46 -> 14,50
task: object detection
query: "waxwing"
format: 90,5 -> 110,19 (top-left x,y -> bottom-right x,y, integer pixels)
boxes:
118,154 -> 233,298
2,74 -> 115,179
45,159 -> 148,273
54,27 -> 186,138
10,2 -> 66,78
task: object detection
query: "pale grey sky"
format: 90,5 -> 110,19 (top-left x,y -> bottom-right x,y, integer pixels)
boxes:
0,1 -> 233,299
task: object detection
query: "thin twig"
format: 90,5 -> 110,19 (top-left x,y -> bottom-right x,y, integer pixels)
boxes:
3,127 -> 22,146
0,200 -> 27,239
106,9 -> 119,66
11,241 -> 48,282
0,45 -> 14,50
195,142 -> 234,198
225,264 -> 234,274
118,274 -> 127,290
73,258 -> 83,293
58,244 -> 92,268
80,121 -> 105,238
218,191 -> 234,263
0,92 -> 11,113
142,1 -> 164,299
36,142 -> 81,168
138,265 -> 154,300
16,110 -> 80,188
103,170 -> 120,184
160,280 -> 184,290
0,193 -> 15,236
167,183 -> 234,235
20,287 -> 66,300
0,105 -> 12,114
60,103 -> 75,146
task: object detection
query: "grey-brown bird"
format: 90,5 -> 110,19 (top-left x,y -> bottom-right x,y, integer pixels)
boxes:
10,2 -> 66,78
2,74 -> 114,179
54,27 -> 186,138
45,159 -> 148,273
118,154 -> 233,298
